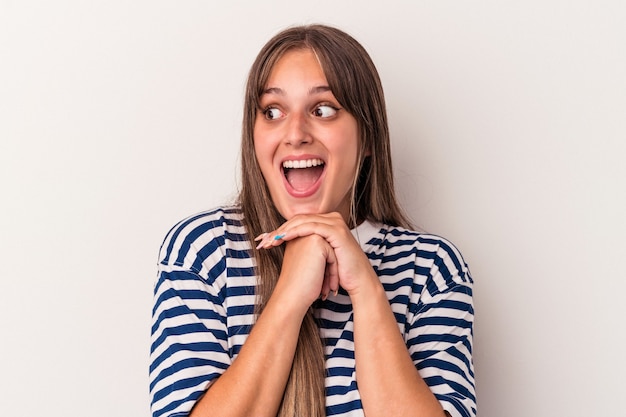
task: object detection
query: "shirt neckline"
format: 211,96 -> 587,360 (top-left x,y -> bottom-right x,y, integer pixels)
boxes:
351,220 -> 383,250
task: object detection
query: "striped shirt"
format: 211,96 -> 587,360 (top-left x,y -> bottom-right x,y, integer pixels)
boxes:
150,206 -> 476,417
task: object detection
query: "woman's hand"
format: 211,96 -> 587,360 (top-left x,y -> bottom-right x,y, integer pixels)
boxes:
256,212 -> 379,299
274,234 -> 339,314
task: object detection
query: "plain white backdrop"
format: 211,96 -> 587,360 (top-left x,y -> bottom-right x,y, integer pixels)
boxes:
1,1 -> 625,416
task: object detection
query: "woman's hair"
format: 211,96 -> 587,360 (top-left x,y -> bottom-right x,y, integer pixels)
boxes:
237,24 -> 411,417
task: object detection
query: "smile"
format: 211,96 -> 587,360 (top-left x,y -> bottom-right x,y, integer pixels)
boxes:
281,158 -> 326,197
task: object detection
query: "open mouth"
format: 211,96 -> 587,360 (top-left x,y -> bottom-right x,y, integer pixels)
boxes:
282,158 -> 325,193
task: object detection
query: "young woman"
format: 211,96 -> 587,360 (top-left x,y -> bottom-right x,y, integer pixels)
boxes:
150,25 -> 475,417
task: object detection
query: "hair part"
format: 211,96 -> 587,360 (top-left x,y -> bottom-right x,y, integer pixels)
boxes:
238,24 -> 411,417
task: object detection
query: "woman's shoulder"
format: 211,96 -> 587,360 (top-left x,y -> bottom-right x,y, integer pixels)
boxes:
374,223 -> 473,285
162,205 -> 244,236
157,205 -> 248,270
374,223 -> 461,253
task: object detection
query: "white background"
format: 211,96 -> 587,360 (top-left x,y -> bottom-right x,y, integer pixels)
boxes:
1,1 -> 625,416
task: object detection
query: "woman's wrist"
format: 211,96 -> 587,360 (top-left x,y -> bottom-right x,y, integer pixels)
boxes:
347,268 -> 386,308
270,276 -> 317,319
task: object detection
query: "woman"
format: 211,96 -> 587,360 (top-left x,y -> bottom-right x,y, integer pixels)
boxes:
150,24 -> 475,417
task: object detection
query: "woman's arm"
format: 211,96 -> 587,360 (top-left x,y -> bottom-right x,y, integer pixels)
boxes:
188,284 -> 301,417
261,213 -> 450,417
350,272 -> 446,417
191,234 -> 336,417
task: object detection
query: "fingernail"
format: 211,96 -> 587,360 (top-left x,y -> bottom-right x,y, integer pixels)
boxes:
254,233 -> 268,242
256,235 -> 269,250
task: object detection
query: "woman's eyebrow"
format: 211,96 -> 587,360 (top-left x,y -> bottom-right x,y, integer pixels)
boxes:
261,85 -> 332,96
262,87 -> 284,96
309,85 -> 332,94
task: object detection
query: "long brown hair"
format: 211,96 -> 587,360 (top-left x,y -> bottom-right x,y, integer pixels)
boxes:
238,24 -> 411,417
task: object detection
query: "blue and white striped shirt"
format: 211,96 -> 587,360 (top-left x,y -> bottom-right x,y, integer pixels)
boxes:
150,206 -> 476,417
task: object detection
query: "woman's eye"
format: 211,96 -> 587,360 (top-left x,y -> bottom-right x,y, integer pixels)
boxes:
313,105 -> 337,118
264,107 -> 284,120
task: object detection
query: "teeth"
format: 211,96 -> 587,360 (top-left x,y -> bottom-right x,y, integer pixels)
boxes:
282,158 -> 324,169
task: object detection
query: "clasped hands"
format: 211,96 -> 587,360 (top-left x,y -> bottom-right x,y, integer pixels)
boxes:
255,212 -> 377,308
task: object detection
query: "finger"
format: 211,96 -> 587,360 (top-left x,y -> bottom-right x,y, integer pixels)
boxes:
257,231 -> 287,249
280,213 -> 345,233
274,221 -> 350,250
324,244 -> 339,297
328,268 -> 339,297
320,268 -> 331,301
321,266 -> 339,299
255,233 -> 271,250
254,228 -> 287,249
257,213 -> 347,249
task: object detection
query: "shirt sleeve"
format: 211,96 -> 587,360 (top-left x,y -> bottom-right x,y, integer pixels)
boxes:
407,237 -> 476,417
149,266 -> 231,417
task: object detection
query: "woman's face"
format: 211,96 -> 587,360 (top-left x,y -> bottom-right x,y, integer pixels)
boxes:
254,48 -> 360,221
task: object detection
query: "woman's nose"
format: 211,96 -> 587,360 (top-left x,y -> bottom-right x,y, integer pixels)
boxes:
284,112 -> 312,146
